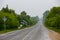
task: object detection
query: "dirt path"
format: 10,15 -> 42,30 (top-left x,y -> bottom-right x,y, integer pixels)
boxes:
49,30 -> 60,40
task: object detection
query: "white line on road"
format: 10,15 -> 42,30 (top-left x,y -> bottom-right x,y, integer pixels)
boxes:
22,24 -> 40,40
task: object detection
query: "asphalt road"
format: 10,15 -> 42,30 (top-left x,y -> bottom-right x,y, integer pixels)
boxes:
0,22 -> 51,40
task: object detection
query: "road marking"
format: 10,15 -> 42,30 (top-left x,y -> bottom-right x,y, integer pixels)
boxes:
22,28 -> 35,40
22,24 -> 39,40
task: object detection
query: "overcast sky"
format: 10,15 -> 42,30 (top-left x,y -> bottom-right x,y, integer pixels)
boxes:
0,0 -> 60,18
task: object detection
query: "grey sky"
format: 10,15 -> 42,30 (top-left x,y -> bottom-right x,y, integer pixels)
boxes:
0,0 -> 60,18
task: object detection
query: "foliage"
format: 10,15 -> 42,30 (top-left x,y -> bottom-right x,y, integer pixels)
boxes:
30,16 -> 39,25
0,5 -> 39,31
17,11 -> 39,27
0,12 -> 19,30
43,7 -> 60,33
43,10 -> 49,22
1,5 -> 16,15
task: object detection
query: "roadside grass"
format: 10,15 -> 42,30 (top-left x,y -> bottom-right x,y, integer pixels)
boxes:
0,29 -> 15,34
43,23 -> 60,33
0,24 -> 37,34
46,26 -> 60,33
0,26 -> 32,34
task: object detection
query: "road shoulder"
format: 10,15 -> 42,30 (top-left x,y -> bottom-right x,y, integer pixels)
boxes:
48,30 -> 60,40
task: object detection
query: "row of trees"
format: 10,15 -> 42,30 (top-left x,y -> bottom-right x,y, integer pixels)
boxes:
43,7 -> 60,32
0,5 -> 39,31
17,11 -> 39,27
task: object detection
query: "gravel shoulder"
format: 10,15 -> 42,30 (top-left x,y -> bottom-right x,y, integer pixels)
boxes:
48,30 -> 60,40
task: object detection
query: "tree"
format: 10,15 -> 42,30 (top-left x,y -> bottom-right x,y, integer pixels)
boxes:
21,11 -> 27,16
1,5 -> 16,15
0,5 -> 39,31
17,11 -> 30,27
44,7 -> 60,30
0,12 -> 19,30
17,11 -> 39,27
43,10 -> 49,23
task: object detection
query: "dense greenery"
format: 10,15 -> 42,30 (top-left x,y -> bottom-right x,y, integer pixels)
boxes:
0,5 -> 39,31
0,10 -> 19,30
43,7 -> 60,33
43,10 -> 49,22
1,5 -> 16,15
17,11 -> 39,28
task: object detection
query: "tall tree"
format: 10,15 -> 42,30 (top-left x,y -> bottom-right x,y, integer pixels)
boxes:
44,7 -> 60,29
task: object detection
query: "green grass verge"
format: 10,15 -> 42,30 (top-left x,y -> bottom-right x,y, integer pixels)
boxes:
43,23 -> 60,33
0,26 -> 31,34
0,30 -> 15,34
0,24 -> 36,34
46,26 -> 60,33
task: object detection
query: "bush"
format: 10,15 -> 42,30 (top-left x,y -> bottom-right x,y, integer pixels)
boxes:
0,12 -> 19,30
43,7 -> 60,33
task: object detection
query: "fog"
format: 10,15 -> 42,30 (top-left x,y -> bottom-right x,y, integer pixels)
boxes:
0,0 -> 60,18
